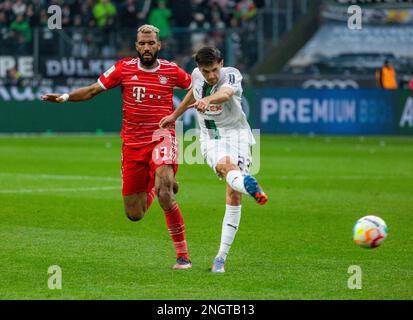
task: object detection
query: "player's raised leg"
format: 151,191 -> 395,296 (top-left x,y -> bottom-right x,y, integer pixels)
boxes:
217,156 -> 268,205
121,146 -> 158,221
212,184 -> 242,273
155,165 -> 191,270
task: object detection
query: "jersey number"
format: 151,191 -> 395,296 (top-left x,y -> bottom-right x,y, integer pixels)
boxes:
154,146 -> 168,160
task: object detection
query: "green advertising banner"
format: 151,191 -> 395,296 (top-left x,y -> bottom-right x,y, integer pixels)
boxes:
0,87 -> 256,134
0,86 -> 123,133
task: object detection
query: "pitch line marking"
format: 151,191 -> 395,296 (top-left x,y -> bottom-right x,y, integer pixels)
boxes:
0,186 -> 121,194
0,172 -> 408,182
0,172 -> 120,182
276,175 -> 408,180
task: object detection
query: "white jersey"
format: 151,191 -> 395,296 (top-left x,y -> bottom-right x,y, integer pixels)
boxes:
191,67 -> 255,145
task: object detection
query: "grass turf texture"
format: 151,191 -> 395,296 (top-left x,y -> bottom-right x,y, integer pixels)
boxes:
0,134 -> 412,300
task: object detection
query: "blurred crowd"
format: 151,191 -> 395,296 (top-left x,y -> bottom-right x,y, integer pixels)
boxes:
0,0 -> 264,30
0,0 -> 265,72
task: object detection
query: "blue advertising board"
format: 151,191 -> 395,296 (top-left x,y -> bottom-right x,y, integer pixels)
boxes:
256,89 -> 397,134
1,85 -> 411,135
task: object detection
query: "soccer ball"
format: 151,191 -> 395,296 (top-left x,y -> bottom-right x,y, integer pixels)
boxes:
353,215 -> 388,249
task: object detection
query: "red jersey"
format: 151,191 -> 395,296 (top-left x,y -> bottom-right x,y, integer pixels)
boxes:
98,58 -> 191,147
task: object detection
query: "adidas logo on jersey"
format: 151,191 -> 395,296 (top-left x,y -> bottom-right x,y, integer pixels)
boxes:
131,75 -> 138,80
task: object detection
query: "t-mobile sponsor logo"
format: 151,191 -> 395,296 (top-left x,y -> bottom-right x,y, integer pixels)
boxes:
133,86 -> 146,102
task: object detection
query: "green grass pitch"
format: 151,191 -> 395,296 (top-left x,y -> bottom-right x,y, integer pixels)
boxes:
0,134 -> 412,299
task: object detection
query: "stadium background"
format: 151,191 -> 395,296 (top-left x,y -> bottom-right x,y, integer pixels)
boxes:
1,0 -> 413,300
0,0 -> 412,135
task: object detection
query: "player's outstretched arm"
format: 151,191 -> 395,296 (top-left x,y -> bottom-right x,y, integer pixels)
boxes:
41,82 -> 104,103
190,87 -> 234,113
159,89 -> 195,128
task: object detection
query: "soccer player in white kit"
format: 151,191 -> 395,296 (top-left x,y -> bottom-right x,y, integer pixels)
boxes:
160,47 -> 268,273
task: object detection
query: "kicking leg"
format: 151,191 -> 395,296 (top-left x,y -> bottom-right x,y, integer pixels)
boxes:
216,156 -> 268,205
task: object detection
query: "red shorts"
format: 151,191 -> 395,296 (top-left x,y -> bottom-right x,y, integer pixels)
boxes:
121,138 -> 178,196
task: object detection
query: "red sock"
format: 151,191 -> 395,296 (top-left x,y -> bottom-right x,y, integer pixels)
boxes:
163,202 -> 189,260
146,188 -> 156,210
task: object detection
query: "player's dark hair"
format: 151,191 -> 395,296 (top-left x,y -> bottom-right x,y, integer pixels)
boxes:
194,47 -> 223,66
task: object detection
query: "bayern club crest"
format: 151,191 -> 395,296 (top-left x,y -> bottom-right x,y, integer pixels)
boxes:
159,75 -> 168,84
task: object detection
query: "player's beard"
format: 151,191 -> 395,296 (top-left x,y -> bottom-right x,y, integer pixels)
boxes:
138,50 -> 159,67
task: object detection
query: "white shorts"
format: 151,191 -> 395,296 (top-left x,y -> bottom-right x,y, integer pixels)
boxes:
200,139 -> 252,177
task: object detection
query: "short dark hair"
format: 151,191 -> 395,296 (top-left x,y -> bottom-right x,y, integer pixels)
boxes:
194,47 -> 223,66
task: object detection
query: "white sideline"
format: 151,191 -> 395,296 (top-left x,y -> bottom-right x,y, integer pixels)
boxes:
0,172 -> 404,182
0,172 -> 120,182
0,186 -> 121,194
276,175 -> 403,180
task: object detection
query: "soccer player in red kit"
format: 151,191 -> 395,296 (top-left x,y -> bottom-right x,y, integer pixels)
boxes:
41,25 -> 192,269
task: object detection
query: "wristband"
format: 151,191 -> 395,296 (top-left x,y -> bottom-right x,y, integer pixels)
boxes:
60,93 -> 69,102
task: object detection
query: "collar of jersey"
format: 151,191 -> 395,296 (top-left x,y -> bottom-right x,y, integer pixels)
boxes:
137,59 -> 161,72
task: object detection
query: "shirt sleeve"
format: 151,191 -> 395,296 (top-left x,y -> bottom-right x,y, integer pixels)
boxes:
220,68 -> 243,95
175,66 -> 192,90
97,60 -> 123,90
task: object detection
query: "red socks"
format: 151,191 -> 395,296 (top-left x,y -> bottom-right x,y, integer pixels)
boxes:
146,188 -> 156,209
147,190 -> 189,260
163,202 -> 189,260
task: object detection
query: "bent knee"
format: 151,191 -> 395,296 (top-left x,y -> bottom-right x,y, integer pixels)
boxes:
216,161 -> 238,177
124,207 -> 146,222
123,193 -> 147,222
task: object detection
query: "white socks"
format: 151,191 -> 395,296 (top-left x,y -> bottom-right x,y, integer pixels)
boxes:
218,170 -> 247,260
217,204 -> 242,261
226,170 -> 248,195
